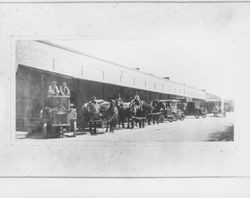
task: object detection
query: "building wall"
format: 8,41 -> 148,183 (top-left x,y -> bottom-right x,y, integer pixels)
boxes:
17,65 -> 175,131
16,40 -> 206,100
16,40 -> 213,132
16,66 -> 43,131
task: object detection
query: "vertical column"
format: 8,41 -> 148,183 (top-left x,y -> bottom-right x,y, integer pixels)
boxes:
76,79 -> 81,117
120,86 -> 124,99
102,84 -> 105,100
52,57 -> 55,71
221,99 -> 224,112
41,72 -> 44,108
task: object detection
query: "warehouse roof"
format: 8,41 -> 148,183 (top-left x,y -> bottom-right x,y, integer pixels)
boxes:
38,40 -> 204,92
205,92 -> 221,101
17,40 -> 211,100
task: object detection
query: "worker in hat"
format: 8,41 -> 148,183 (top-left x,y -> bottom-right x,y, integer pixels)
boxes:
131,92 -> 142,107
59,82 -> 71,96
48,81 -> 59,96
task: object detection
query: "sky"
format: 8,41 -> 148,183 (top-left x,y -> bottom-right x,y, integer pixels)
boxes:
49,4 -> 250,100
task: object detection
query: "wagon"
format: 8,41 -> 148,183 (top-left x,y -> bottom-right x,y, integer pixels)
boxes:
184,101 -> 207,118
40,95 -> 77,138
155,99 -> 185,122
147,112 -> 164,124
212,105 -> 226,117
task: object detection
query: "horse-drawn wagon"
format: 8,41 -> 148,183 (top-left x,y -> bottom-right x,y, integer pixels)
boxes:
184,101 -> 207,118
40,95 -> 77,138
153,99 -> 185,122
81,99 -> 119,134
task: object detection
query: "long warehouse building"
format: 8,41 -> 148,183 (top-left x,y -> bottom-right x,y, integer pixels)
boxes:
15,40 -> 220,132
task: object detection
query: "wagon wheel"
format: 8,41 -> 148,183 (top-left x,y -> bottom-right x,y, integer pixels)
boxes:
179,113 -> 186,121
194,112 -> 200,119
167,117 -> 173,122
158,115 -> 165,123
201,113 -> 207,118
172,114 -> 178,121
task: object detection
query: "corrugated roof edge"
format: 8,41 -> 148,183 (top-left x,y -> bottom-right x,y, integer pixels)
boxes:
37,40 -> 205,92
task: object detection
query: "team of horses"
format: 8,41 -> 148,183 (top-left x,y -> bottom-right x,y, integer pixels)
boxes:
81,98 -> 160,133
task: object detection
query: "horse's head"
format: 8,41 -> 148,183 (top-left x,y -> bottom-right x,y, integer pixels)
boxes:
115,99 -> 123,107
110,100 -> 118,113
129,102 -> 143,117
82,103 -> 88,111
98,101 -> 110,115
104,100 -> 118,121
109,99 -> 116,106
87,101 -> 100,114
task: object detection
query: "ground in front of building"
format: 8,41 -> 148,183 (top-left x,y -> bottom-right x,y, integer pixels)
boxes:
16,112 -> 234,142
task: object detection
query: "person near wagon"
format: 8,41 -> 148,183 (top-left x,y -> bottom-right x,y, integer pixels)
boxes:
116,93 -> 124,107
131,92 -> 142,107
59,82 -> 71,96
48,81 -> 59,96
90,96 -> 97,104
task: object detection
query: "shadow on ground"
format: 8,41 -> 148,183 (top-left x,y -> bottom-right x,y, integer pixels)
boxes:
23,128 -> 89,139
207,125 -> 234,141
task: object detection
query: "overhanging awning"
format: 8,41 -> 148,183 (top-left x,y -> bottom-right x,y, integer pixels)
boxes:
205,92 -> 221,102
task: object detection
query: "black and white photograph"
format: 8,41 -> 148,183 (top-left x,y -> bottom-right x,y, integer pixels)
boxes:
16,39 -> 235,142
0,1 -> 250,197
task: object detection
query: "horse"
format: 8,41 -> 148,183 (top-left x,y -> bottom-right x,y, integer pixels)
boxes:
82,99 -> 119,133
128,100 -> 153,128
133,101 -> 157,126
116,100 -> 143,129
105,99 -> 119,133
81,100 -> 106,132
116,101 -> 130,128
144,102 -> 166,124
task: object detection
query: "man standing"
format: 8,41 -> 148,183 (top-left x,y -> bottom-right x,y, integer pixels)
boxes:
116,93 -> 123,106
90,96 -> 97,104
48,81 -> 59,96
60,82 -> 71,96
131,92 -> 142,106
